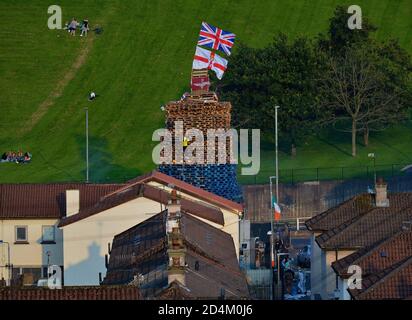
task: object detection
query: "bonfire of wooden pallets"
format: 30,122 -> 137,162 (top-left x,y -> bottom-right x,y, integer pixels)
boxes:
157,68 -> 243,202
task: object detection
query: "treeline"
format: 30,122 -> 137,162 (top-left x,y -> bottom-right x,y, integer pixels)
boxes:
219,6 -> 412,157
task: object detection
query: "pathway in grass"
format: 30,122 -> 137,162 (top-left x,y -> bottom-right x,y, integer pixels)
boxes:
21,36 -> 95,136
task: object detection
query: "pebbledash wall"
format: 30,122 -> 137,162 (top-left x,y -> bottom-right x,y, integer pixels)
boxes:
0,219 -> 63,285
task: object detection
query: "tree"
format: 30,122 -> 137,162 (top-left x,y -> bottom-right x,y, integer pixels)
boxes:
318,5 -> 377,55
359,40 -> 412,146
319,42 -> 411,156
219,34 -> 327,155
318,6 -> 412,156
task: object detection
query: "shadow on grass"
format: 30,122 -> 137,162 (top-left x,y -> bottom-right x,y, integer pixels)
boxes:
76,134 -> 141,183
372,124 -> 412,163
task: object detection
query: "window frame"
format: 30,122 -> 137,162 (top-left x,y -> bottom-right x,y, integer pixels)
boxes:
15,225 -> 28,243
41,225 -> 56,244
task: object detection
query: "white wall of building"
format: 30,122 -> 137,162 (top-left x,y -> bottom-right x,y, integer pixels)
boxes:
325,250 -> 354,299
0,219 -> 63,283
61,197 -> 161,286
310,233 -> 323,298
310,234 -> 354,300
337,277 -> 351,300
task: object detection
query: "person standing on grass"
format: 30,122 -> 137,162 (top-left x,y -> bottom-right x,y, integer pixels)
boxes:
69,18 -> 78,36
80,18 -> 89,37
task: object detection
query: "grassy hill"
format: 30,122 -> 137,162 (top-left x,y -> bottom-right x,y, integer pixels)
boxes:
1,0 -> 412,184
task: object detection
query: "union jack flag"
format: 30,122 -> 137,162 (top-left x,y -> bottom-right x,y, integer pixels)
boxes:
198,22 -> 236,56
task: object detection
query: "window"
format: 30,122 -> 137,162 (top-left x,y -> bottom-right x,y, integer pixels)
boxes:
42,226 -> 55,243
11,267 -> 41,285
15,226 -> 28,243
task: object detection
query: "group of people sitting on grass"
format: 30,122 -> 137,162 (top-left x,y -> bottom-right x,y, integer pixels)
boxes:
65,18 -> 89,36
1,151 -> 32,164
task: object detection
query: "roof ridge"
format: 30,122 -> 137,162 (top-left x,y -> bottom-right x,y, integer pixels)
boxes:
120,170 -> 243,213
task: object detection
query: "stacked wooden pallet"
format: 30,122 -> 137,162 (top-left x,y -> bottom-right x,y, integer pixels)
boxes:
158,164 -> 243,203
159,92 -> 243,202
165,94 -> 233,161
158,137 -> 236,164
165,98 -> 231,132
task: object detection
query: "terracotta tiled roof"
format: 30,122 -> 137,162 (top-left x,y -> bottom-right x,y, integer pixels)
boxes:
0,183 -> 123,219
306,193 -> 412,232
59,183 -> 225,227
349,256 -> 412,300
306,193 -> 376,232
124,170 -> 243,213
305,193 -> 412,249
154,280 -> 195,300
332,230 -> 412,278
103,211 -> 249,299
308,190 -> 412,300
0,286 -> 142,300
315,204 -> 412,250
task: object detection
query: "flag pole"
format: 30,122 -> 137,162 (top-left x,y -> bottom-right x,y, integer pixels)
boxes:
85,107 -> 89,183
275,105 -> 280,299
275,106 -> 279,203
269,176 -> 274,300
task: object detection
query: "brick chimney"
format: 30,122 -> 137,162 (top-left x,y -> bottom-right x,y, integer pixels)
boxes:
66,190 -> 80,217
166,189 -> 187,286
375,178 -> 389,208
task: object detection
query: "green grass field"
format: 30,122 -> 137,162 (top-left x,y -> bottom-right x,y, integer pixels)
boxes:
1,0 -> 412,184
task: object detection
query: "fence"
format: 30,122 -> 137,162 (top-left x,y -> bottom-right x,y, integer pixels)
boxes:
238,163 -> 411,185
243,175 -> 412,223
245,269 -> 273,300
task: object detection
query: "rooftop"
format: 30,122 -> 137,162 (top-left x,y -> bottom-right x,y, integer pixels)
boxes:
0,285 -> 141,300
0,183 -> 122,219
306,192 -> 412,250
102,211 -> 249,299
58,183 -> 225,227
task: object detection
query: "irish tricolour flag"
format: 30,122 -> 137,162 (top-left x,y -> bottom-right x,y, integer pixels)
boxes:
273,197 -> 281,221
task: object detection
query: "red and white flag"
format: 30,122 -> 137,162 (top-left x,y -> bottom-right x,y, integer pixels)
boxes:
192,46 -> 228,80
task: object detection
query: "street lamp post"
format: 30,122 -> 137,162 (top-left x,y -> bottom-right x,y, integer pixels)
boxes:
275,106 -> 280,203
85,107 -> 89,183
368,153 -> 376,185
0,240 -> 11,286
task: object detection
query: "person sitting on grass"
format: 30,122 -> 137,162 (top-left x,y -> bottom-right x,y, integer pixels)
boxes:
23,152 -> 32,163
